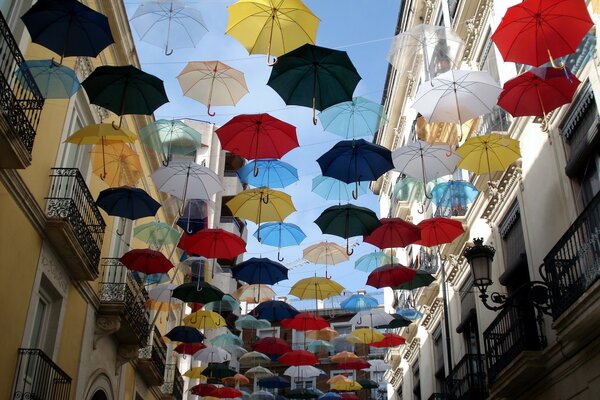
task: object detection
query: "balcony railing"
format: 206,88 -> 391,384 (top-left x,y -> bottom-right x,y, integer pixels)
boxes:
161,364 -> 184,400
173,367 -> 183,400
220,215 -> 246,235
483,304 -> 546,383
11,348 -> 71,400
444,354 -> 487,400
477,108 -> 510,136
0,11 -> 44,168
138,326 -> 167,386
45,168 -> 105,279
543,190 -> 600,319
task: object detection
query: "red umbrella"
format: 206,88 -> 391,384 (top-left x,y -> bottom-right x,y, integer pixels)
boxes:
491,0 -> 593,67
281,312 -> 330,331
498,67 -> 580,118
363,218 -> 420,249
336,359 -> 370,370
174,342 -> 206,356
210,387 -> 243,399
369,333 -> 406,348
178,229 -> 247,258
252,337 -> 292,355
416,217 -> 464,247
366,264 -> 416,289
278,350 -> 319,366
340,394 -> 359,400
119,249 -> 174,274
190,384 -> 217,396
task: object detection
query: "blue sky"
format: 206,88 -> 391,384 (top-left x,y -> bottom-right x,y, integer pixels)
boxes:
123,0 -> 403,297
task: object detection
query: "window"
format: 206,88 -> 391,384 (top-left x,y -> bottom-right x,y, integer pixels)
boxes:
30,276 -> 62,355
58,113 -> 91,175
457,277 -> 480,356
292,329 -> 305,350
292,377 -> 316,389
432,325 -> 445,393
331,370 -> 355,380
498,201 -> 527,286
412,358 -> 421,400
256,327 -> 280,339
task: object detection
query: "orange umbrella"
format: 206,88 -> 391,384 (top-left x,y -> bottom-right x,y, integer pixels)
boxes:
305,327 -> 339,341
222,373 -> 250,386
91,141 -> 142,187
330,351 -> 359,363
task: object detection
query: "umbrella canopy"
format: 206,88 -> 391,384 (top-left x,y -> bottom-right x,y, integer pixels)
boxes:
338,394 -> 359,400
369,333 -> 406,348
238,159 -> 299,189
184,310 -> 227,329
204,295 -> 241,314
253,337 -> 292,355
210,332 -> 243,348
211,387 -> 243,399
120,249 -> 174,275
355,379 -> 379,389
177,60 -> 248,115
202,363 -> 238,379
392,140 -> 460,188
231,257 -> 289,285
255,222 -> 306,261
416,217 -> 465,247
21,0 -> 114,61
189,383 -> 215,395
278,350 -> 318,366
17,59 -> 80,99
349,309 -> 395,328
174,342 -> 206,355
430,180 -> 479,213
366,264 -> 417,289
497,67 -> 580,118
281,312 -> 329,331
306,340 -> 334,353
139,119 -> 203,164
340,294 -> 379,312
354,252 -> 398,273
305,327 -> 339,341
178,229 -> 247,259
236,315 -> 272,331
251,390 -> 276,400
363,218 -> 420,249
455,133 -> 521,175
491,0 -> 593,67
267,44 -> 362,124
367,359 -> 392,372
245,366 -> 275,378
335,358 -> 372,370
134,222 -> 180,246
148,283 -> 180,303
330,352 -> 359,363
90,142 -> 141,187
318,96 -> 386,139
194,346 -> 232,363
287,388 -> 321,399
392,270 -> 435,291
396,308 -> 423,321
165,326 -> 205,343
303,242 -> 349,265
290,277 -> 344,300
312,176 -> 368,202
130,0 -> 208,55
172,281 -> 225,304
151,161 -> 223,204
375,314 -> 413,329
330,380 -> 362,392
258,376 -> 291,389
320,393 -> 342,400
233,285 -> 277,303
283,365 -> 325,378
350,328 -> 385,345
223,373 -> 251,386
240,351 -> 271,365
252,300 -> 299,321
226,0 -> 319,64
96,187 -> 161,220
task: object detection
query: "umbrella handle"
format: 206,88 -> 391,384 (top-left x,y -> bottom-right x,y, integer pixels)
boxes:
207,104 -> 216,116
112,117 -> 123,130
277,251 -> 284,262
261,193 -> 270,204
346,240 -> 354,256
417,202 -> 425,214
352,181 -> 359,200
116,217 -> 126,236
165,46 -> 174,56
445,143 -> 454,157
312,97 -> 318,125
267,55 -> 278,66
253,160 -> 260,177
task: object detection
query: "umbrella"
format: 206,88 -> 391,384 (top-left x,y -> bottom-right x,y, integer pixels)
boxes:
349,328 -> 385,345
90,142 -> 142,187
287,389 -> 321,399
320,393 -> 342,400
306,340 -> 334,353
267,44 -> 362,124
330,381 -> 362,392
211,387 -> 243,399
430,180 -> 479,215
355,379 -> 379,389
119,249 -> 174,275
174,342 -> 206,356
349,309 -> 394,328
134,222 -> 180,246
176,199 -> 208,234
330,352 -> 359,363
233,285 -> 277,303
232,257 -> 288,286
411,69 -> 502,127
281,312 -> 329,331
204,295 -> 241,314
165,326 -> 205,343
317,139 -> 394,199
369,333 -> 405,348
392,270 -> 435,291
236,315 -> 272,330
189,382 -> 213,393
139,119 -> 203,165
289,277 -> 345,311
392,175 -> 427,203
312,176 -> 368,202
367,359 -> 392,372
237,159 -> 299,188
339,394 -> 359,400
177,61 -> 249,116
130,0 -> 208,55
81,65 -> 169,129
178,229 -> 246,273
497,67 -> 580,118
240,351 -> 271,365
210,332 -> 243,348
17,59 -> 80,99
252,300 -> 299,321
226,0 -> 319,65
375,315 -> 413,329
455,133 -> 521,175
245,366 -> 274,379
148,283 -> 180,303
335,358 -> 372,370
184,310 -> 227,330
340,294 -> 379,312
21,0 -> 114,62
172,281 -> 225,304
303,242 -> 349,266
223,373 -> 251,387
363,218 -> 421,250
226,188 -> 296,239
416,217 -> 465,247
194,346 -> 232,363
305,327 -> 339,341
396,308 -> 423,321
251,390 -> 275,400
387,24 -> 464,80
278,350 -> 318,366
283,365 -> 325,378
258,376 -> 291,389
253,337 -> 292,355
354,252 -> 398,273
366,264 -> 417,289
314,204 -> 380,255
96,187 -> 160,222
318,96 -> 386,139
491,0 -> 593,67
254,222 -> 306,261
202,363 -> 238,379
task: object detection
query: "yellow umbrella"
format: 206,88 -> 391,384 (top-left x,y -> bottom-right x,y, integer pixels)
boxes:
184,366 -> 207,379
456,133 -> 521,175
327,375 -> 352,385
90,142 -> 142,187
290,276 -> 344,300
226,0 -> 320,65
344,334 -> 365,344
183,310 -> 227,329
226,188 -> 296,240
232,284 -> 276,303
330,351 -> 359,363
331,380 -> 363,392
351,328 -> 384,344
305,327 -> 339,341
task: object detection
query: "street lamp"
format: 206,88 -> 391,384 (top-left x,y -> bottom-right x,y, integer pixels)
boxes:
463,238 -> 553,316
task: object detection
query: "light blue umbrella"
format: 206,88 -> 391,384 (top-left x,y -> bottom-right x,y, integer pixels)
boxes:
396,308 -> 423,321
431,180 -> 479,212
139,119 -> 202,165
318,96 -> 386,139
340,293 -> 380,312
204,294 -> 241,313
235,315 -> 272,330
211,332 -> 243,348
312,175 -> 368,202
17,59 -> 80,99
306,340 -> 334,353
237,159 -> 299,188
354,251 -> 398,273
254,222 -> 306,261
319,393 -> 342,400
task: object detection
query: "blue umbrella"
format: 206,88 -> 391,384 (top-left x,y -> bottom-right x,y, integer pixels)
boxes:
319,393 -> 342,400
254,222 -> 306,261
396,308 -> 423,321
354,252 -> 398,273
317,139 -> 394,199
340,294 -> 380,312
311,175 -> 368,202
231,257 -> 288,286
431,180 -> 479,215
318,96 -> 386,139
307,340 -> 334,353
133,272 -> 170,285
165,326 -> 205,343
237,159 -> 299,188
258,376 -> 291,389
96,187 -> 161,233
17,59 -> 80,99
252,300 -> 299,321
176,199 -> 208,234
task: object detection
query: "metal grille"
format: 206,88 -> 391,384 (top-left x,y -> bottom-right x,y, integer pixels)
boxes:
11,348 -> 71,400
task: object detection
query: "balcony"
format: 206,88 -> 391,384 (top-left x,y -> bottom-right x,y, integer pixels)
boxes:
96,259 -> 149,348
137,326 -> 167,386
220,215 -> 246,236
444,354 -> 487,400
11,348 -> 71,400
44,168 -> 105,280
161,364 -> 184,400
0,12 -> 44,169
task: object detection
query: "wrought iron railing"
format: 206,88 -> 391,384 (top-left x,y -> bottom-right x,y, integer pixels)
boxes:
444,353 -> 487,400
173,367 -> 184,400
12,348 -> 71,400
98,258 -> 150,342
139,326 -> 167,382
543,191 -> 600,319
46,168 -> 106,270
220,215 -> 245,235
0,11 -> 44,154
161,363 -> 176,396
483,304 -> 546,383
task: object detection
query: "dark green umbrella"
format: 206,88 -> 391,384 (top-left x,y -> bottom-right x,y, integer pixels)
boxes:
356,379 -> 378,390
392,270 -> 435,291
314,204 -> 380,256
82,65 -> 168,129
267,44 -> 361,125
287,388 -> 322,399
171,281 -> 224,304
375,314 -> 413,329
201,362 -> 237,379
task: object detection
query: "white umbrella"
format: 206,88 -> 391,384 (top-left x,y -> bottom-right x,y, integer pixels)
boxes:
147,283 -> 181,304
350,309 -> 394,328
245,366 -> 274,378
223,344 -> 248,357
240,351 -> 271,365
250,390 -> 275,400
194,346 -> 232,364
283,366 -> 326,378
151,161 -> 223,204
392,140 -> 461,185
367,359 -> 392,372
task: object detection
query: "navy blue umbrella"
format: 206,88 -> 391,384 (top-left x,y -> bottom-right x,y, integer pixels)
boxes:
231,257 -> 288,285
252,300 -> 299,321
258,376 -> 291,389
177,199 -> 208,234
21,0 -> 114,63
96,187 -> 161,234
165,326 -> 205,343
316,139 -> 393,199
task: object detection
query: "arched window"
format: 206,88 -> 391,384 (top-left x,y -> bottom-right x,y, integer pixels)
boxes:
91,390 -> 108,400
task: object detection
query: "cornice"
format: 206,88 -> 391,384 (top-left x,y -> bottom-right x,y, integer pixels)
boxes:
403,337 -> 421,365
462,0 -> 493,62
422,298 -> 442,331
